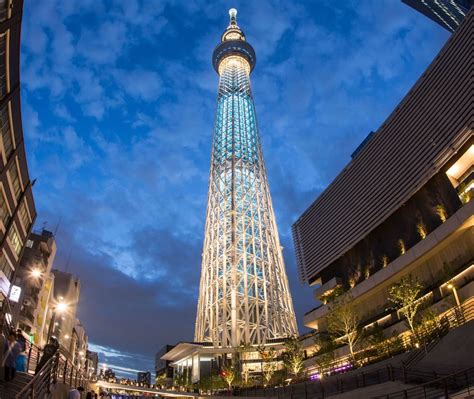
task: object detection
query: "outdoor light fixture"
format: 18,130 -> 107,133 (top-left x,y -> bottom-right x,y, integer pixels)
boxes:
447,282 -> 461,307
30,268 -> 41,278
56,302 -> 68,313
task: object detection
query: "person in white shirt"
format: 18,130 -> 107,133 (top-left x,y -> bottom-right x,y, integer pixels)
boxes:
68,386 -> 84,398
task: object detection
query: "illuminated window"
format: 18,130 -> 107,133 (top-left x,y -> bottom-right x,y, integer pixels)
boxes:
19,200 -> 30,231
0,189 -> 9,228
0,251 -> 13,280
0,105 -> 12,161
8,160 -> 21,201
224,31 -> 243,41
446,144 -> 474,204
8,224 -> 22,256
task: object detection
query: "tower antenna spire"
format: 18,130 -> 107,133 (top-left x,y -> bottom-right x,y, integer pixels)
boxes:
229,8 -> 237,25
197,8 -> 298,348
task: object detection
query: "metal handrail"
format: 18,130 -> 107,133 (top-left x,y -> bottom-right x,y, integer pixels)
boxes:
373,367 -> 474,398
15,353 -> 57,398
14,348 -> 88,398
239,301 -> 474,398
239,364 -> 452,398
307,299 -> 474,372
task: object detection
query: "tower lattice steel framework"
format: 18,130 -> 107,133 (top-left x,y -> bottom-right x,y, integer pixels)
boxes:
195,9 -> 298,348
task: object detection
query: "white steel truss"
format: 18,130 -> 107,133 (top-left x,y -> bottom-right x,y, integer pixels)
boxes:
195,16 -> 298,347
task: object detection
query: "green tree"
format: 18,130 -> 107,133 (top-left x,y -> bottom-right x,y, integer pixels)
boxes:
199,373 -> 226,394
173,371 -> 190,391
282,336 -> 305,379
220,364 -> 236,391
388,275 -> 423,339
326,294 -> 361,362
155,372 -> 167,389
235,342 -> 253,386
257,346 -> 278,387
364,322 -> 385,346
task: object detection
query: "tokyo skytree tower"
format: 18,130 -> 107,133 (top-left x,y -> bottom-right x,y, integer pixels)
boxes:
195,8 -> 298,348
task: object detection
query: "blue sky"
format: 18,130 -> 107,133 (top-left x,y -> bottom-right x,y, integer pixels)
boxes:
20,0 -> 449,378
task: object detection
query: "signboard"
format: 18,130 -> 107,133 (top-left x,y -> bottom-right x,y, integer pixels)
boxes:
0,270 -> 11,297
9,285 -> 21,303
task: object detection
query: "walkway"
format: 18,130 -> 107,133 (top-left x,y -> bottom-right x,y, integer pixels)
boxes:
95,380 -> 199,397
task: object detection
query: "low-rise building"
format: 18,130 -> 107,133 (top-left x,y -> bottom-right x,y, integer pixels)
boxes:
86,350 -> 99,379
10,229 -> 56,346
137,371 -> 151,387
71,319 -> 88,369
49,270 -> 80,349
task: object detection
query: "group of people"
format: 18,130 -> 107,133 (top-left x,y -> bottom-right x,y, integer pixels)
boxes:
3,329 -> 28,384
68,387 -> 112,399
1,329 -> 60,385
2,331 -> 111,398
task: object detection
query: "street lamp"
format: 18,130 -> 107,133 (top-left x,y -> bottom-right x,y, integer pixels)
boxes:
56,302 -> 68,313
30,268 -> 42,278
47,301 -> 69,342
447,283 -> 461,307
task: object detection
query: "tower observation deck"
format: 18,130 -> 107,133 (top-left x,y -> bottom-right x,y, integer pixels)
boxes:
195,8 -> 298,348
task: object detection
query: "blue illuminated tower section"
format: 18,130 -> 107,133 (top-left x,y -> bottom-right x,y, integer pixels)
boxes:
195,9 -> 298,347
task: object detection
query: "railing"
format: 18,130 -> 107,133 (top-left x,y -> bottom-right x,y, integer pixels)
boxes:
373,367 -> 474,399
307,299 -> 474,374
15,349 -> 88,398
238,300 -> 474,398
238,365 -> 450,398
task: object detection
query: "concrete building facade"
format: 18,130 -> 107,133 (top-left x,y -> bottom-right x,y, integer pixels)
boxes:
292,10 -> 473,340
0,0 -> 37,314
10,229 -> 56,346
49,270 -> 81,350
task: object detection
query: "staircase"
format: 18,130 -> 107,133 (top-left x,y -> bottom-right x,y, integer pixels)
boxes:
0,372 -> 33,398
401,338 -> 441,369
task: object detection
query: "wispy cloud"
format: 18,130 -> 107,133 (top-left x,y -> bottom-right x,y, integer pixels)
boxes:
21,0 -> 449,377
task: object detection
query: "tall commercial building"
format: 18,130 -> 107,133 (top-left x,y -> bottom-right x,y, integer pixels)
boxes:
195,8 -> 297,348
402,0 -> 474,31
10,229 -> 56,346
292,10 -> 473,345
0,0 -> 36,309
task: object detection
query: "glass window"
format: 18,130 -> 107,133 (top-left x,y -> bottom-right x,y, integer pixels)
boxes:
19,200 -> 30,231
0,105 -> 12,160
8,224 -> 22,256
0,1 -> 8,23
8,161 -> 21,201
0,251 -> 13,280
0,189 -> 9,228
0,34 -> 6,99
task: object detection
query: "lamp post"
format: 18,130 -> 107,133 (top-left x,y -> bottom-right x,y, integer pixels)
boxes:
47,301 -> 68,343
447,283 -> 461,307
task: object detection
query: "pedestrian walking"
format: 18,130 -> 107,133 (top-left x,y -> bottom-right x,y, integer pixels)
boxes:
15,329 -> 27,372
35,337 -> 59,374
3,332 -> 21,384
